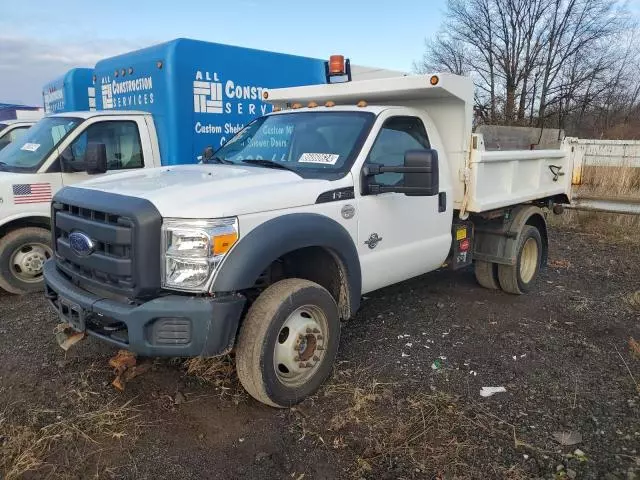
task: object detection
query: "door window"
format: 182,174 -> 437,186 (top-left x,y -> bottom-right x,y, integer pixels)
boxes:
366,116 -> 430,187
63,121 -> 144,172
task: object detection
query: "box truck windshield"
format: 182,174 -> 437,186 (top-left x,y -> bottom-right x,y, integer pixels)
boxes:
0,117 -> 82,172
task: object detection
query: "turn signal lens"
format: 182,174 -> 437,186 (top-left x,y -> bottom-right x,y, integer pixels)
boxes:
213,232 -> 238,256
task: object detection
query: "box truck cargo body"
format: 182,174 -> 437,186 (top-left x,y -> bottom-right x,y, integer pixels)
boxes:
42,68 -> 96,114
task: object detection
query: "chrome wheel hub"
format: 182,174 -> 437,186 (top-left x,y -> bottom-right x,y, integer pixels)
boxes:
273,305 -> 328,387
10,243 -> 52,283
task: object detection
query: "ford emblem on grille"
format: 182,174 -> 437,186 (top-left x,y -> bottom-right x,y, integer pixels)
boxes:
69,231 -> 95,257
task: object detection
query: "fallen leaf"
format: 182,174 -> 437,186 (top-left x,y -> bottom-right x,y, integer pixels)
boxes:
552,431 -> 582,446
549,259 -> 571,268
630,338 -> 640,359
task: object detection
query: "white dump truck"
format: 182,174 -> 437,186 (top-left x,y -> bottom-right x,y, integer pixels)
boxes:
44,65 -> 574,407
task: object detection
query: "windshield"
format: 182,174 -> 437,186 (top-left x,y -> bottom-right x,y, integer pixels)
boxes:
0,116 -> 82,172
212,112 -> 375,177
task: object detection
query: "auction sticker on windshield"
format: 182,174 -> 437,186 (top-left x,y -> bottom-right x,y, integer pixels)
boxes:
298,153 -> 340,165
20,143 -> 41,152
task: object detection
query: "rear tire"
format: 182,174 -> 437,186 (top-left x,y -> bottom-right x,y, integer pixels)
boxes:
235,278 -> 340,408
498,225 -> 542,295
474,261 -> 500,290
0,227 -> 52,295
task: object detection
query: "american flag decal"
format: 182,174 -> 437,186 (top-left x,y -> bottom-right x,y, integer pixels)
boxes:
12,183 -> 53,204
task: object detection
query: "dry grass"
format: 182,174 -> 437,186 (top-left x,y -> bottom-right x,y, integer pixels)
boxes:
565,165 -> 640,232
0,400 -> 142,479
292,368 -> 533,479
182,355 -> 246,401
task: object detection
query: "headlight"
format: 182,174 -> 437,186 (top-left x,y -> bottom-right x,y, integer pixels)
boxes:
162,217 -> 238,291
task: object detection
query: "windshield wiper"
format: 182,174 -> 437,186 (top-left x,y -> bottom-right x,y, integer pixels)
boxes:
242,159 -> 299,175
203,156 -> 234,165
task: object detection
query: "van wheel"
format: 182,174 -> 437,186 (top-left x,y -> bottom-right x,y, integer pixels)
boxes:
474,261 -> 500,290
498,225 -> 542,295
235,278 -> 340,408
0,228 -> 52,295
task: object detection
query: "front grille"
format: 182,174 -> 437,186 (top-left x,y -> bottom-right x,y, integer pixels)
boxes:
54,203 -> 135,293
51,187 -> 163,299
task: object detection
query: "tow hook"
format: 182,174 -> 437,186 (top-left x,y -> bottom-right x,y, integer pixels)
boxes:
108,350 -> 151,391
54,323 -> 86,351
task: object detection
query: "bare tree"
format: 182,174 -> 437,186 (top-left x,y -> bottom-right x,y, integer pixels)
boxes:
416,0 -> 639,137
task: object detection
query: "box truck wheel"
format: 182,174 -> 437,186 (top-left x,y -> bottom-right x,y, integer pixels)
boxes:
498,225 -> 542,295
235,278 -> 340,408
474,261 -> 500,290
0,227 -> 52,295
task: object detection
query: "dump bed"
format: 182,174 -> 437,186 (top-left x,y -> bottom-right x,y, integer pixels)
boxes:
463,134 -> 572,214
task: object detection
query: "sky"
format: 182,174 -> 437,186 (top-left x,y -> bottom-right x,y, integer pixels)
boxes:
0,0 -> 446,106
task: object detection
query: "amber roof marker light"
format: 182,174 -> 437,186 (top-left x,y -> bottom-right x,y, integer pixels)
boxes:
430,75 -> 440,86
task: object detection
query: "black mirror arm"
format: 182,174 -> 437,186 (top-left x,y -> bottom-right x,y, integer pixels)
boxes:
369,184 -> 436,195
364,163 -> 436,176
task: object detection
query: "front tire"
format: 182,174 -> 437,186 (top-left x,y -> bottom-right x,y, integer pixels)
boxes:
235,278 -> 340,408
0,227 -> 52,295
498,225 -> 542,295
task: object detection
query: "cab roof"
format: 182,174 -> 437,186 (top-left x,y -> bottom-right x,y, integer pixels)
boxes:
49,110 -> 150,119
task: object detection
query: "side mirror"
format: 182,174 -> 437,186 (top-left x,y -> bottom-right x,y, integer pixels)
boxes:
403,149 -> 439,196
60,146 -> 85,173
364,149 -> 439,197
86,142 -> 108,175
201,146 -> 215,163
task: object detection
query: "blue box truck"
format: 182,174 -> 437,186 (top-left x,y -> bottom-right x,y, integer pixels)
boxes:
42,67 -> 96,114
0,38 -> 401,294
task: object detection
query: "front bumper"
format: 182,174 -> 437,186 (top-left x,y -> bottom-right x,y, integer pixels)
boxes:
43,260 -> 245,357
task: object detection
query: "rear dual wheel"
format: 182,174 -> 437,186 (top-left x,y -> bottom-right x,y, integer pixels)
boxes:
474,225 -> 543,295
235,278 -> 340,408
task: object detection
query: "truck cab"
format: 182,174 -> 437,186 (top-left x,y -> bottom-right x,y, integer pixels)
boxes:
44,67 -> 573,407
0,110 -> 160,294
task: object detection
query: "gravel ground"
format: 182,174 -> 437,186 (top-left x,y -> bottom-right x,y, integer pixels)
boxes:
1,226 -> 639,480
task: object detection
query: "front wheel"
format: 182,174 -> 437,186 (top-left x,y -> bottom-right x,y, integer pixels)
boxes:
0,227 -> 52,295
235,278 -> 340,408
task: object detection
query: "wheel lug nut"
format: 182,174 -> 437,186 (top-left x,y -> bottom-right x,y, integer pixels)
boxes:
298,362 -> 305,368
306,328 -> 312,334
294,356 -> 300,361
312,328 -> 320,334
316,346 -> 325,351
317,335 -> 323,340
313,356 -> 319,362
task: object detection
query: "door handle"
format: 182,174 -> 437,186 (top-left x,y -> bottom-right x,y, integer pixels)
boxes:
438,192 -> 446,212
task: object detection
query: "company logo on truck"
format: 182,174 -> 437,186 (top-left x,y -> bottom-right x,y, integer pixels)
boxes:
43,88 -> 65,113
193,70 -> 273,145
101,76 -> 154,109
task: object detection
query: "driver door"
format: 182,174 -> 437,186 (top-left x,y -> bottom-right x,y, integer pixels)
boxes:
53,119 -> 147,185
357,113 -> 453,293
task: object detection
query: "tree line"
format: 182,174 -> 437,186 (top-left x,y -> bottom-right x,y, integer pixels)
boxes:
416,0 -> 640,139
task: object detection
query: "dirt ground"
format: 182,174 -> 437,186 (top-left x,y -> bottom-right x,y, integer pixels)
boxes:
1,226 -> 639,480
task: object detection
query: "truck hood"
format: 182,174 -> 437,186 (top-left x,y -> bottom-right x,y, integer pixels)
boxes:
74,165 -> 343,217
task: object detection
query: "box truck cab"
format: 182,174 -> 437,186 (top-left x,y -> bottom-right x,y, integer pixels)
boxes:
42,68 -> 96,114
0,39 -> 397,295
43,66 -> 576,407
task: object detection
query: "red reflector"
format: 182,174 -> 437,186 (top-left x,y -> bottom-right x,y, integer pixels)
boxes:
459,239 -> 470,252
